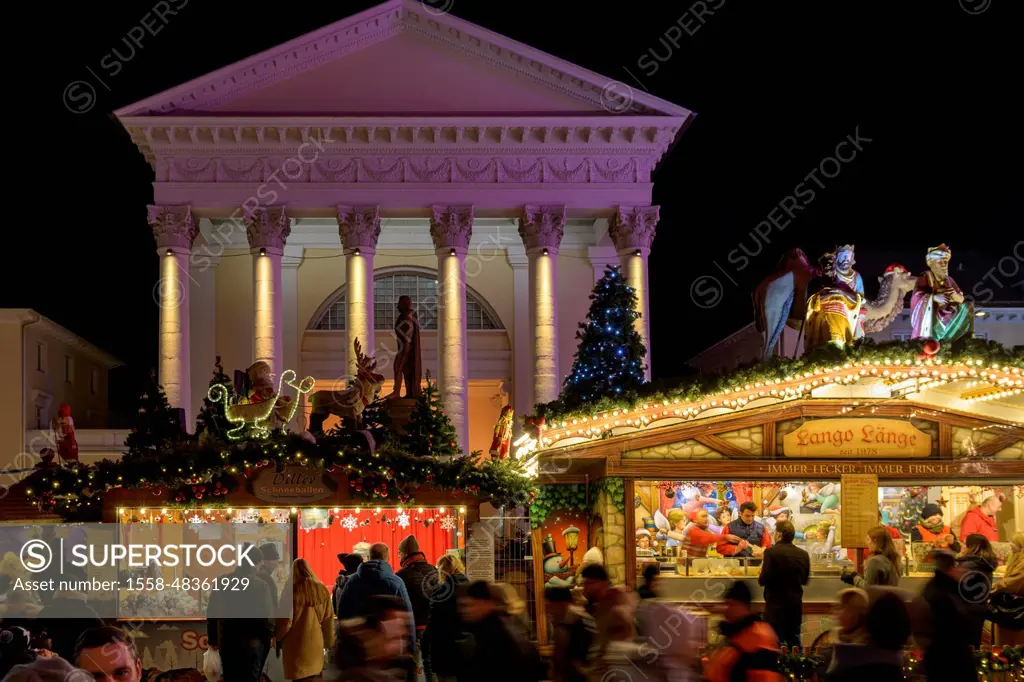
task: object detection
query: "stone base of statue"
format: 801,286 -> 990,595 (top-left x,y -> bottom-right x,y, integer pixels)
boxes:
385,398 -> 417,433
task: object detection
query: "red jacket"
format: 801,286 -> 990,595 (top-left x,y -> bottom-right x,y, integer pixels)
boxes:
705,616 -> 783,682
718,527 -> 772,557
684,525 -> 729,558
960,507 -> 999,542
846,525 -> 901,563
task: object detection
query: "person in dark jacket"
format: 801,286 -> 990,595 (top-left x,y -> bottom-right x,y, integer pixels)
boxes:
337,543 -> 415,653
758,520 -> 809,648
33,564 -> 104,663
545,586 -> 595,682
636,562 -> 660,601
422,555 -> 469,682
958,533 -> 998,647
917,550 -> 975,682
395,535 -> 434,682
703,581 -> 782,682
460,581 -> 543,682
824,591 -> 909,682
334,552 -> 365,618
206,546 -> 276,682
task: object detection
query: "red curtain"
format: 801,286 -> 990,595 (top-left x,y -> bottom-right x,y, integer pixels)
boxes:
297,509 -> 462,587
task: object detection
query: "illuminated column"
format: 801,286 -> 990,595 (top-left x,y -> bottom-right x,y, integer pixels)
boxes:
244,206 -> 291,372
148,205 -> 199,416
520,205 -> 566,405
336,205 -> 381,381
610,205 -> 660,381
430,204 -> 474,455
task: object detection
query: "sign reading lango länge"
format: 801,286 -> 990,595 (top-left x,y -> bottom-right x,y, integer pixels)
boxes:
251,466 -> 334,503
783,418 -> 932,458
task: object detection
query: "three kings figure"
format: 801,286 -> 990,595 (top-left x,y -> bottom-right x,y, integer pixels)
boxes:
910,243 -> 974,344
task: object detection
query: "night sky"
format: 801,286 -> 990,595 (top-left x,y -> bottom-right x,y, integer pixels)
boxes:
17,0 -> 1022,412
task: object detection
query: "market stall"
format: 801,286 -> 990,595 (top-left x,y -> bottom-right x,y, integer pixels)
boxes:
526,341 -> 1024,647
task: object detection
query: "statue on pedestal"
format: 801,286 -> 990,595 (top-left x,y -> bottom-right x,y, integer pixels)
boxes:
386,295 -> 422,400
910,244 -> 974,343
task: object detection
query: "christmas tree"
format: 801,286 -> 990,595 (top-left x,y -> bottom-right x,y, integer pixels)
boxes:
194,356 -> 233,441
560,265 -> 647,407
401,372 -> 461,457
123,370 -> 186,458
898,487 -> 926,534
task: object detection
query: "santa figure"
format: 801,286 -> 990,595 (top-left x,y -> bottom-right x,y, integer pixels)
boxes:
489,405 -> 514,460
51,404 -> 78,464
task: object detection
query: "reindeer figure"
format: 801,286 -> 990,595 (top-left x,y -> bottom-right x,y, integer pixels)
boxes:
309,339 -> 385,432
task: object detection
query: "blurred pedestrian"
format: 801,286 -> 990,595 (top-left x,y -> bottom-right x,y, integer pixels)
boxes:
634,564 -> 697,682
276,558 -> 335,682
0,627 -> 40,680
758,519 -> 809,648
824,591 -> 909,682
492,583 -> 530,631
841,526 -> 901,588
336,544 -> 415,654
637,562 -> 660,601
919,550 -> 975,682
334,553 -> 365,618
3,654 -> 90,682
958,532 -> 997,647
422,555 -> 468,682
206,543 -> 275,682
580,564 -> 635,650
990,531 -> 1024,644
703,581 -> 782,682
337,595 -> 414,682
545,586 -> 595,682
829,588 -> 869,646
460,581 -> 542,682
396,536 -> 433,682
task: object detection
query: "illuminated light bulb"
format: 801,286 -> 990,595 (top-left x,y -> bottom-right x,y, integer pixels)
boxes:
375,507 -> 382,514
248,508 -> 254,513
270,508 -> 276,514
140,508 -> 147,514
118,508 -> 124,515
355,507 -> 361,513
459,507 -> 466,514
227,508 -> 233,513
439,508 -> 446,513
204,509 -> 211,515
290,507 -> 298,514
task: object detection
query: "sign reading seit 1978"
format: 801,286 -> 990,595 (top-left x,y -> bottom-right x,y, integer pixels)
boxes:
783,418 -> 932,458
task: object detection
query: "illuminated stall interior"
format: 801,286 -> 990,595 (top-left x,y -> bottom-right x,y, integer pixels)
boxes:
116,504 -> 467,607
634,481 -> 1023,579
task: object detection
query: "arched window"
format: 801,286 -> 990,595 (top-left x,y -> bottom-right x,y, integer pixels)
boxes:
312,271 -> 502,331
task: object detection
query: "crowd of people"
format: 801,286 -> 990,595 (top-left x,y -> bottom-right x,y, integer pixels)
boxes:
2,522 -> 1021,682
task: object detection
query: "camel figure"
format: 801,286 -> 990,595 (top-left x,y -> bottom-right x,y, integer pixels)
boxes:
309,340 -> 384,432
804,265 -> 918,349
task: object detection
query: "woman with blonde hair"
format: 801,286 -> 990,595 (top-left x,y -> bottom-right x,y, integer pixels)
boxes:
277,558 -> 335,681
841,526 -> 900,588
492,583 -> 529,626
423,554 -> 469,681
990,532 -> 1024,645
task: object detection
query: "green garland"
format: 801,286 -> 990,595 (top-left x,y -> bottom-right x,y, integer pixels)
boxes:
534,338 -> 1023,424
20,432 -> 535,522
598,477 -> 626,515
530,484 -> 588,529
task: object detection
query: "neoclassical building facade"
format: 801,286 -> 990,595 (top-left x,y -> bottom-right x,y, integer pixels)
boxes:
117,0 -> 693,454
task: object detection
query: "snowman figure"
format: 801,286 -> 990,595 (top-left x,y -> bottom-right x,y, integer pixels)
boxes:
541,533 -> 573,587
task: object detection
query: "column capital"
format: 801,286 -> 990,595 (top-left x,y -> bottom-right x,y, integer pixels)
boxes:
430,205 -> 474,252
519,204 -> 566,254
148,205 -> 198,253
336,205 -> 382,253
244,206 -> 291,253
610,205 -> 660,252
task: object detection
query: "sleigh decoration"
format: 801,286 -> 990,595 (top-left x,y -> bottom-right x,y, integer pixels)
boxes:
209,367 -> 315,440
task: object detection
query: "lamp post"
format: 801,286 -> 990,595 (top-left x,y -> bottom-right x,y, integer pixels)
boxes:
563,525 -> 580,568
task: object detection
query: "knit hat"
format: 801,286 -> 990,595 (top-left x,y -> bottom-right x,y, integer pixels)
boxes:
724,580 -> 753,605
4,657 -> 94,682
398,535 -> 420,556
635,529 -> 651,538
341,554 -> 363,574
921,503 -> 942,520
581,546 -> 603,566
259,543 -> 281,562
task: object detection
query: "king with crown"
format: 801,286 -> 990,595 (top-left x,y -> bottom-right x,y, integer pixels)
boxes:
833,244 -> 865,337
910,244 -> 974,343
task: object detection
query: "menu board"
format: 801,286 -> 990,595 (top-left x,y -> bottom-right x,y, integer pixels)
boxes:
841,474 -> 878,548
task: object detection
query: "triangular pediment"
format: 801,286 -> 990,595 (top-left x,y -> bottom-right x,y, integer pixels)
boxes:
116,0 -> 689,118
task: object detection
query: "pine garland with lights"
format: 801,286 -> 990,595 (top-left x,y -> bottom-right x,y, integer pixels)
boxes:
531,484 -> 588,528
17,431 -> 532,522
560,265 -> 647,409
123,370 -> 187,458
401,373 -> 461,457
537,337 -> 1023,424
